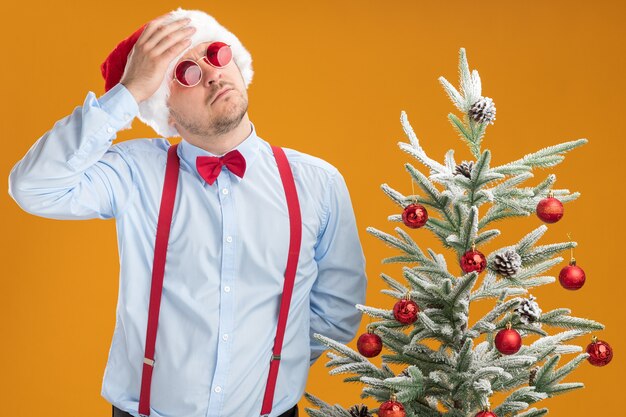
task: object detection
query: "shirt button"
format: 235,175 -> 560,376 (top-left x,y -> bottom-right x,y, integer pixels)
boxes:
107,127 -> 113,133
222,334 -> 229,341
226,236 -> 233,243
224,286 -> 231,293
222,188 -> 229,195
214,386 -> 222,393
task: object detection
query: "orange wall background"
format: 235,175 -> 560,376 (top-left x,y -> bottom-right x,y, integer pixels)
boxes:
1,0 -> 623,415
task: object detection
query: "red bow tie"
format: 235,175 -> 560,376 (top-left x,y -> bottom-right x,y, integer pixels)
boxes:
196,149 -> 246,185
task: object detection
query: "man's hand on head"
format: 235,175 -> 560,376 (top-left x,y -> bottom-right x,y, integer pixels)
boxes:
120,15 -> 195,103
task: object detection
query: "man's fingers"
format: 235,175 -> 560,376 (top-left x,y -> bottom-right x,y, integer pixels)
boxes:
151,25 -> 195,57
139,13 -> 175,37
136,13 -> 172,41
164,37 -> 194,60
140,17 -> 192,49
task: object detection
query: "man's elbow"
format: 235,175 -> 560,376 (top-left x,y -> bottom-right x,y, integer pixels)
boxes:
335,305 -> 364,343
8,169 -> 73,218
8,169 -> 34,214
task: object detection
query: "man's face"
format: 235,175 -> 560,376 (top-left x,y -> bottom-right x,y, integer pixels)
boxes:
167,41 -> 249,137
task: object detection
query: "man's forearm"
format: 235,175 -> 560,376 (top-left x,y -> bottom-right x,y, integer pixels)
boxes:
8,84 -> 138,219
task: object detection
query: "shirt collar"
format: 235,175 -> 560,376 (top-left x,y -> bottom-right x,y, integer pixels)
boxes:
177,122 -> 261,183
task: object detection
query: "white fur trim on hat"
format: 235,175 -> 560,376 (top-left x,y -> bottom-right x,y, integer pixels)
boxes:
137,8 -> 253,138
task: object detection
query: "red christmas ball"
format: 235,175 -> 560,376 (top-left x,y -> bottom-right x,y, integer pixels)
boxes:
402,203 -> 428,229
586,336 -> 613,366
559,261 -> 586,290
379,397 -> 406,417
536,195 -> 564,223
393,298 -> 420,324
495,323 -> 522,355
475,411 -> 498,417
460,249 -> 487,274
357,332 -> 383,357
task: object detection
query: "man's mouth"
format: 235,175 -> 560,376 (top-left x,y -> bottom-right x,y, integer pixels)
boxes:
211,88 -> 234,105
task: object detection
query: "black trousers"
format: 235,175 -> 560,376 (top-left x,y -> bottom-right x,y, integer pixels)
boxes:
112,404 -> 298,417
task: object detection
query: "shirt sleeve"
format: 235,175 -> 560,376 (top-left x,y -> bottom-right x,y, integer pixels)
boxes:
309,170 -> 367,366
8,83 -> 140,220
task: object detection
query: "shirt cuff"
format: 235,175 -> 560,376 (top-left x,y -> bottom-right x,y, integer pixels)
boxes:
97,83 -> 139,132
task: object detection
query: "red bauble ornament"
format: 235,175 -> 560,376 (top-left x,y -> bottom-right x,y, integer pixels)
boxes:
379,395 -> 406,417
475,411 -> 498,417
393,297 -> 420,324
586,336 -> 613,366
558,259 -> 586,290
495,322 -> 522,355
460,247 -> 487,274
536,191 -> 564,223
357,330 -> 383,358
402,203 -> 428,229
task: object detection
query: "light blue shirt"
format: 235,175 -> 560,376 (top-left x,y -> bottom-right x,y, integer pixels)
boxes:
8,83 -> 367,417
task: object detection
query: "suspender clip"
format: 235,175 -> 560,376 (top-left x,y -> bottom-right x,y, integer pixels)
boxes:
271,354 -> 281,361
143,357 -> 155,367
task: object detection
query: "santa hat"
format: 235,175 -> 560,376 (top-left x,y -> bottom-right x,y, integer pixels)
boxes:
100,8 -> 253,138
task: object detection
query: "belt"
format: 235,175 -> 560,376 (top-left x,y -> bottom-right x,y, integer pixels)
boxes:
112,404 -> 299,417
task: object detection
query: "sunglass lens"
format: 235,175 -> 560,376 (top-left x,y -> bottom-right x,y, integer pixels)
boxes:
175,60 -> 202,86
206,42 -> 232,67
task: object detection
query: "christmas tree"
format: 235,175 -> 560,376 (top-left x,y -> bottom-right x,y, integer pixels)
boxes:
304,48 -> 613,417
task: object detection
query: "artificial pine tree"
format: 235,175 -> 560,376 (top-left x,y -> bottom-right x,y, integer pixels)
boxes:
304,48 -> 611,417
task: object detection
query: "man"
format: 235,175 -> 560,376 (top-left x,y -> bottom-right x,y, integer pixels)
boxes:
8,8 -> 367,417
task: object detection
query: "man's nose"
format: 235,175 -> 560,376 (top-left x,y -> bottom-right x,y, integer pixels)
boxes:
201,60 -> 223,86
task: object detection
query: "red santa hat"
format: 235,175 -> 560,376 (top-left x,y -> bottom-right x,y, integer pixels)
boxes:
100,8 -> 253,138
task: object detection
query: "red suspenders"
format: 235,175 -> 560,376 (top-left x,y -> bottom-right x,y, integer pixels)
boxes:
138,143 -> 302,417
261,145 -> 303,415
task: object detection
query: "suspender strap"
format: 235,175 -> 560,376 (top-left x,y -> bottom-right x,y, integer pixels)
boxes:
137,143 -> 301,417
260,146 -> 303,415
138,144 -> 180,417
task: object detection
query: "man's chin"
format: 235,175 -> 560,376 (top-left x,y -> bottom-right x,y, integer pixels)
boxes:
209,106 -> 248,136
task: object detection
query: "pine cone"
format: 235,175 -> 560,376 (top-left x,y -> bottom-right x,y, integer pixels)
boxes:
468,96 -> 496,125
454,160 -> 474,178
529,366 -> 539,385
349,404 -> 372,417
515,294 -> 542,325
494,249 -> 522,277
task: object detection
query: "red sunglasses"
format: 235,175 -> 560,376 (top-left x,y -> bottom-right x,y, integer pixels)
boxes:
173,42 -> 233,87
